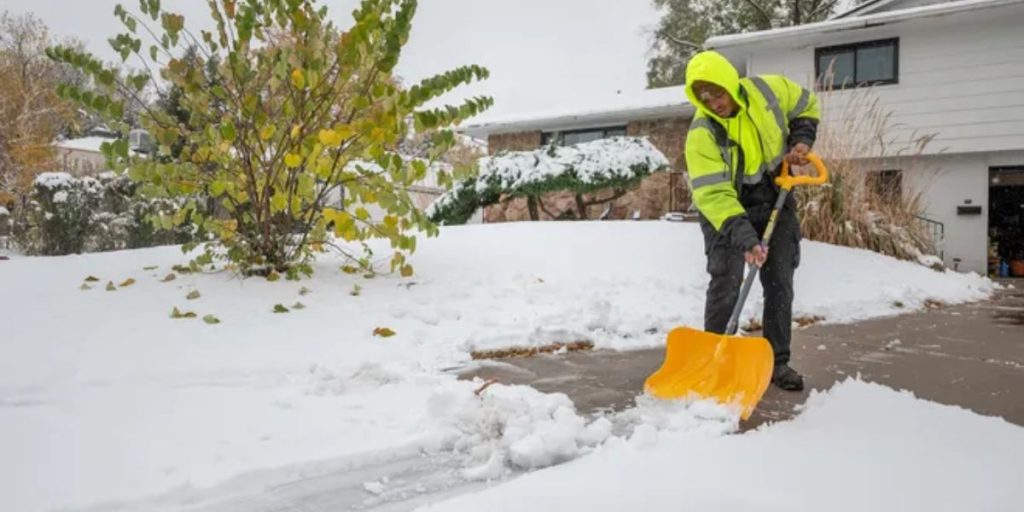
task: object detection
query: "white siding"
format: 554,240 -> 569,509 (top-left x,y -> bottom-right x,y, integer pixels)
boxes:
719,3 -> 1024,157
712,3 -> 1024,276
904,150 -> 1024,274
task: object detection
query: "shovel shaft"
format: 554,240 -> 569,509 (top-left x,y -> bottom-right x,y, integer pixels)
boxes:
725,189 -> 790,335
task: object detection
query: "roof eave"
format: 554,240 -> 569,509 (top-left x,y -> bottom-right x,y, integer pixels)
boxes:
706,0 -> 1017,49
458,103 -> 694,139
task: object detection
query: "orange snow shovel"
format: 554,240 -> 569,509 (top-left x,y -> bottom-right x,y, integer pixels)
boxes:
645,153 -> 829,420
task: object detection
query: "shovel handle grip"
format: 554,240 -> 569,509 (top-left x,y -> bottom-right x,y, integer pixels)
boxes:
776,152 -> 829,190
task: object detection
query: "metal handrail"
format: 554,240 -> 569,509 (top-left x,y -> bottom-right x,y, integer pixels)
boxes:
915,214 -> 945,260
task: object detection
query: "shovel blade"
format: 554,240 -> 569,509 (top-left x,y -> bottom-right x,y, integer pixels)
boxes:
644,326 -> 774,420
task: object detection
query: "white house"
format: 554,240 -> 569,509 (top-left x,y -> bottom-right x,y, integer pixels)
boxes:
706,0 -> 1024,275
53,135 -> 113,176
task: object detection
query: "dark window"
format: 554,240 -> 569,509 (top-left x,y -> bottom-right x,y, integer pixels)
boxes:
870,169 -> 903,201
542,126 -> 627,146
816,38 -> 898,89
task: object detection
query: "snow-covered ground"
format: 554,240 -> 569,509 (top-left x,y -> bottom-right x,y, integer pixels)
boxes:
0,221 -> 1004,511
421,379 -> 1024,512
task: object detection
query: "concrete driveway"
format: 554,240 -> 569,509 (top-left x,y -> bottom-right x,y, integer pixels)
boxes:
459,282 -> 1024,429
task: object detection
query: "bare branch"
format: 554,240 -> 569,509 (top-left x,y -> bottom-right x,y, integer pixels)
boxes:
741,0 -> 775,28
808,0 -> 843,19
663,32 -> 702,51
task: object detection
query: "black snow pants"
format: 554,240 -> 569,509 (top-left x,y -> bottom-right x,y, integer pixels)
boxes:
699,179 -> 802,366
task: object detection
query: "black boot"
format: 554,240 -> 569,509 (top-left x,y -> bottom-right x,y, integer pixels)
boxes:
772,364 -> 804,391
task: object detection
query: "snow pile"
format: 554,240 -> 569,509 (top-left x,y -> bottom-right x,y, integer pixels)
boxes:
420,379 -> 1024,512
430,383 -> 605,480
427,380 -> 741,483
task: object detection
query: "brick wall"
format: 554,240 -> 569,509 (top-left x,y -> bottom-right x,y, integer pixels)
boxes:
488,131 -> 543,153
483,116 -> 691,222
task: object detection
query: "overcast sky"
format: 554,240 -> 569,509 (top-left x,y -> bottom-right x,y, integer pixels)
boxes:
0,0 -> 663,120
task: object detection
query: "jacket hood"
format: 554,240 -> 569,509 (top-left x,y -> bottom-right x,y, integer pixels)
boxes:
685,51 -> 743,120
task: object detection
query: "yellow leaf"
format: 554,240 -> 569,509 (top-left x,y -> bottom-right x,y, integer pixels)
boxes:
285,153 -> 302,168
119,278 -> 136,287
271,193 -> 288,213
162,273 -> 176,282
106,281 -> 116,291
373,327 -> 396,338
334,125 -> 355,139
341,265 -> 358,274
290,124 -> 302,138
84,275 -> 100,282
171,307 -> 197,319
383,215 -> 398,228
266,271 -> 280,282
291,68 -> 305,89
355,207 -> 370,220
400,264 -> 413,277
318,129 -> 341,147
259,125 -> 277,141
341,227 -> 358,241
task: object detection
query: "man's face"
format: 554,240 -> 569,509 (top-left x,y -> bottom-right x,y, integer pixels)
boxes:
693,81 -> 737,118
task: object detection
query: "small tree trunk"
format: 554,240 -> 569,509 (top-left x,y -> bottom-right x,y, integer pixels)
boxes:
575,194 -> 589,220
527,195 -> 539,221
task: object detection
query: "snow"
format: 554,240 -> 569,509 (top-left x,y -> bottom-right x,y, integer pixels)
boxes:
0,221 -> 1001,511
33,171 -> 75,189
478,136 -> 668,188
420,379 -> 1024,512
0,206 -> 9,216
428,137 -> 669,218
462,85 -> 689,133
708,0 -> 1013,48
53,136 -> 115,153
52,191 -> 69,204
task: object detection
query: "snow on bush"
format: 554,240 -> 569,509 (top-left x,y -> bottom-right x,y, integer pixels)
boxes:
12,172 -> 199,255
17,172 -> 100,255
427,136 -> 669,224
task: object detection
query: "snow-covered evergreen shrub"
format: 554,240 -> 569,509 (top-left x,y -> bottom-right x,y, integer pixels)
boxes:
17,172 -> 100,255
428,137 -> 669,225
89,172 -> 197,251
12,172 -> 201,255
0,205 -> 10,248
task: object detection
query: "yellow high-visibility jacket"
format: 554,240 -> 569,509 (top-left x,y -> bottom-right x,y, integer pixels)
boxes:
684,51 -> 820,240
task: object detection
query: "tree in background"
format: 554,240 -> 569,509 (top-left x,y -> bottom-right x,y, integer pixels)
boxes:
647,0 -> 845,87
49,0 -> 491,278
0,12 -> 84,208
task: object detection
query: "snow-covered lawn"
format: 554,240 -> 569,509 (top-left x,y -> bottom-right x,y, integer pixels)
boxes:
0,221 -> 1004,511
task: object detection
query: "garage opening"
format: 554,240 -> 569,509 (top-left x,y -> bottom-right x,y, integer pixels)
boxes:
989,167 -> 1024,277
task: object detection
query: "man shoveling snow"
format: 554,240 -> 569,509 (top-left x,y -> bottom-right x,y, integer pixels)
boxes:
684,50 -> 822,392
